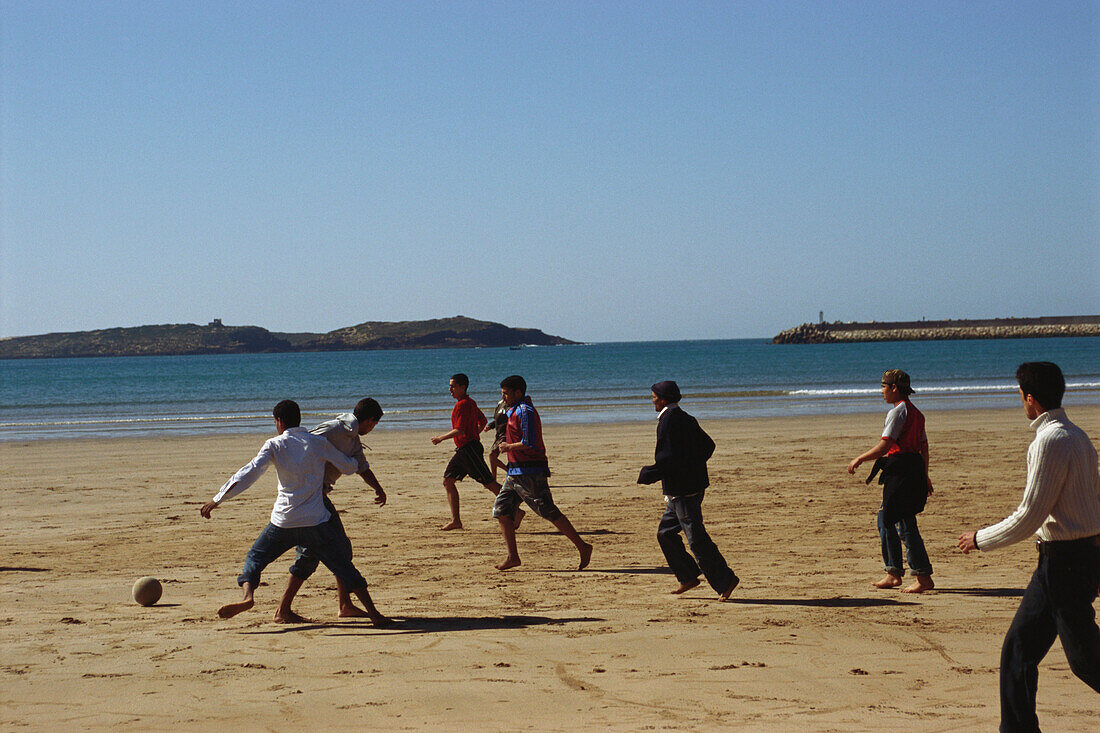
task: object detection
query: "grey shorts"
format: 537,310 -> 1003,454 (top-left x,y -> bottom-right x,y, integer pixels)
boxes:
493,473 -> 562,522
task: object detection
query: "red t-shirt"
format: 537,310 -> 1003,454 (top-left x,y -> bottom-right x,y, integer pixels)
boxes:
451,396 -> 487,448
882,399 -> 926,455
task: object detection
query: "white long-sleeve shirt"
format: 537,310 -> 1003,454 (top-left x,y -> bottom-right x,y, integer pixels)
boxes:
976,408 -> 1100,551
212,427 -> 359,528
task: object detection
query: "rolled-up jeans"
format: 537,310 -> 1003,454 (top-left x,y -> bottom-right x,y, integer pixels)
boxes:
877,510 -> 932,576
288,495 -> 351,580
237,519 -> 366,591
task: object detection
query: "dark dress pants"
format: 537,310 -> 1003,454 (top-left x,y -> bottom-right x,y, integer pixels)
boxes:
999,540 -> 1100,732
657,493 -> 738,594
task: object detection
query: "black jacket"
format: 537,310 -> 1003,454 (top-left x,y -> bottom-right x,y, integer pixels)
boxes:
866,452 -> 929,524
638,406 -> 715,496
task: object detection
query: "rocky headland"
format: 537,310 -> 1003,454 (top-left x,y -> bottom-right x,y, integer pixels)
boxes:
0,316 -> 576,359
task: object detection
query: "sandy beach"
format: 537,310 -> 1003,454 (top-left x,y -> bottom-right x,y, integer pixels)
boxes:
2,405 -> 1097,731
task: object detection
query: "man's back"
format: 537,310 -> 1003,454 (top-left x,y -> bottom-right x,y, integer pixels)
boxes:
311,413 -> 368,486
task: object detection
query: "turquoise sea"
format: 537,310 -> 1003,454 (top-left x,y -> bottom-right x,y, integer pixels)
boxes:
1,337 -> 1097,441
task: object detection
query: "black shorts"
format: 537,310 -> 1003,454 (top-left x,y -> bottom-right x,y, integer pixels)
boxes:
444,440 -> 495,485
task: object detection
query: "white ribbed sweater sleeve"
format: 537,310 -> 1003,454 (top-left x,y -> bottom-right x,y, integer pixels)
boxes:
975,428 -> 1068,551
975,409 -> 1100,551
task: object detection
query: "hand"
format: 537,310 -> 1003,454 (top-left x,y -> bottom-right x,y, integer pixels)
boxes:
200,501 -> 219,519
926,477 -> 934,496
957,531 -> 978,554
374,488 -> 387,506
847,457 -> 861,474
431,436 -> 443,445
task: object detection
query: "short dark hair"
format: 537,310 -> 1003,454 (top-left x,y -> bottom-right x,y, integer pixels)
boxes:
273,399 -> 301,428
450,373 -> 469,388
500,374 -> 527,394
353,398 -> 383,423
1016,362 -> 1064,410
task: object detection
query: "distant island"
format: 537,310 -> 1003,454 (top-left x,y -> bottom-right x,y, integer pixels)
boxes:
772,316 -> 1100,344
0,316 -> 576,359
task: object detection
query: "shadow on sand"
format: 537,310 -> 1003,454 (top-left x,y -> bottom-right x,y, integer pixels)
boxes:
932,587 -> 1025,598
592,567 -> 674,576
243,614 -> 606,636
724,596 -> 919,608
521,528 -> 627,536
0,566 -> 50,573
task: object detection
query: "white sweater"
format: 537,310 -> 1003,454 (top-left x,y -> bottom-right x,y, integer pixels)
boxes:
976,408 -> 1100,551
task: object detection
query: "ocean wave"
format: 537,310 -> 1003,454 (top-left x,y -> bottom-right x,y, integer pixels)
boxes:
789,381 -> 1100,397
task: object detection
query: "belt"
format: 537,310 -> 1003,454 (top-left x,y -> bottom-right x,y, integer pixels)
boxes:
1035,534 -> 1100,556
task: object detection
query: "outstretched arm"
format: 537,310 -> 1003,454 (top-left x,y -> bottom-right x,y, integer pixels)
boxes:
199,442 -> 275,518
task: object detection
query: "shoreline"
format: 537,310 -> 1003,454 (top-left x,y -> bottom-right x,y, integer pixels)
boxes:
7,392 -> 1100,443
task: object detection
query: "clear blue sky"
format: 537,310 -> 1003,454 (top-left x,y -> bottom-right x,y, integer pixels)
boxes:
2,1 -> 1097,342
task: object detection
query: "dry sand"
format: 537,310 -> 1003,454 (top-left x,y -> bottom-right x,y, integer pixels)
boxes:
2,405 -> 1098,731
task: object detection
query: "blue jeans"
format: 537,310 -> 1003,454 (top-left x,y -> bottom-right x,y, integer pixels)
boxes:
657,493 -> 738,593
999,540 -> 1100,732
288,495 -> 351,580
877,510 -> 932,576
237,520 -> 367,591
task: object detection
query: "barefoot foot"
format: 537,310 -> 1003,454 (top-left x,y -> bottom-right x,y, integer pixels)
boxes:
872,574 -> 903,589
719,576 -> 740,600
440,520 -> 463,531
273,609 -> 309,624
671,579 -> 701,595
217,598 -> 254,619
901,575 -> 935,593
577,542 -> 593,571
338,604 -> 370,618
496,556 -> 521,571
369,612 -> 393,628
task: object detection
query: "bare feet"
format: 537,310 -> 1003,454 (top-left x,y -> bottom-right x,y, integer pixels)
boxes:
513,508 -> 525,530
440,520 -> 463,531
496,556 -> 521,571
872,574 -> 903,589
369,612 -> 393,628
217,598 -> 254,619
901,575 -> 935,593
273,609 -> 309,623
671,579 -> 701,595
719,576 -> 740,600
577,542 -> 593,571
338,604 -> 370,618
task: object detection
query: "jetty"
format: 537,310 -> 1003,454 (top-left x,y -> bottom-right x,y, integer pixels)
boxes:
772,316 -> 1100,344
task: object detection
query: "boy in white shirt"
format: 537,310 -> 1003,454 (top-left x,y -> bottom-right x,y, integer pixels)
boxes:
200,400 -> 389,626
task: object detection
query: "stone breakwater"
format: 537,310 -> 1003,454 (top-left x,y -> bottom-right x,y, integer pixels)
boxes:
772,317 -> 1100,344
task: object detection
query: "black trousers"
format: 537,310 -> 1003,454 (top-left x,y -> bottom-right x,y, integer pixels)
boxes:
657,492 -> 738,594
999,537 -> 1100,732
